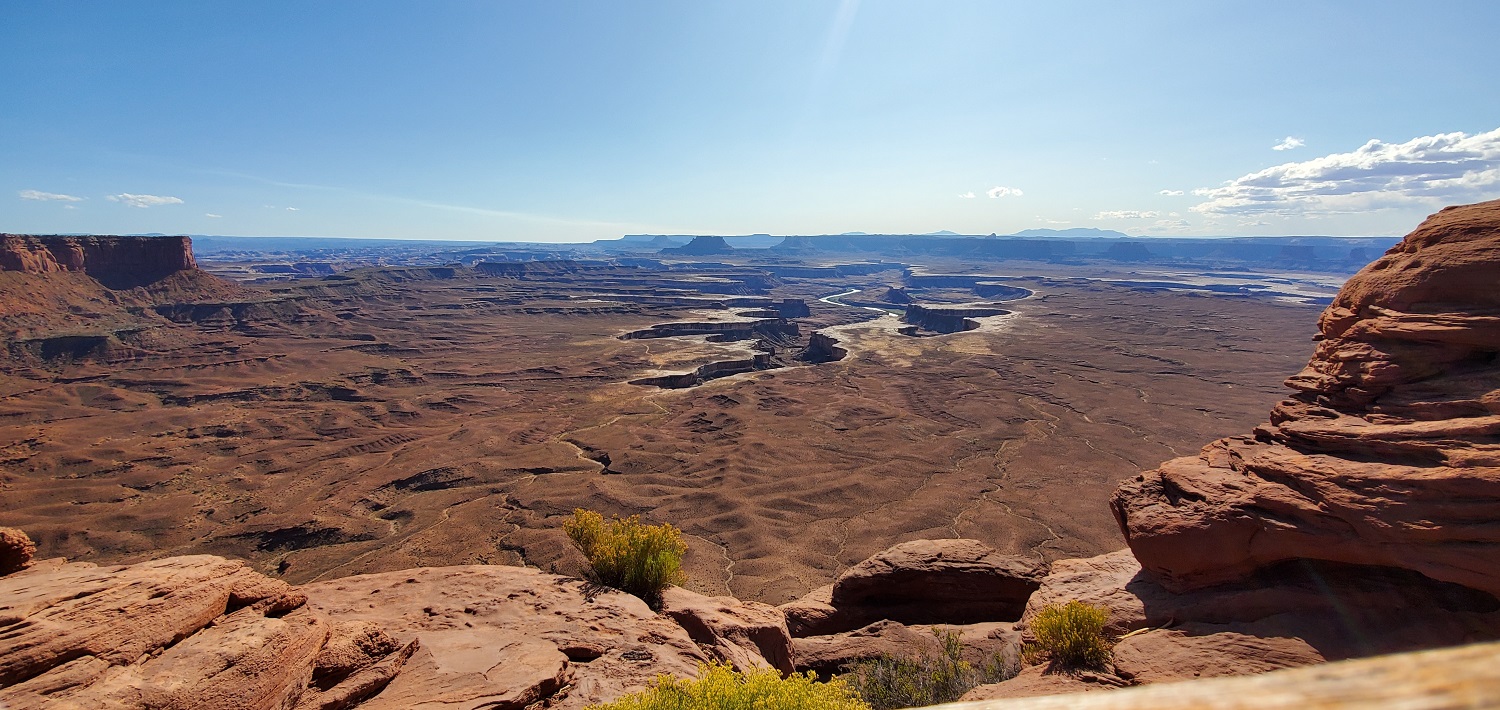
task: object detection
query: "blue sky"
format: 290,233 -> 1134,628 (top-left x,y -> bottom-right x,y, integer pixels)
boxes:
4,1 -> 1499,242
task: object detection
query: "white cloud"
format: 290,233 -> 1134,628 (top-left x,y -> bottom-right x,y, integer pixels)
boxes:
19,189 -> 83,202
958,191 -> 976,199
1034,216 -> 1071,225
107,193 -> 184,208
986,186 -> 1023,198
1272,136 -> 1305,151
286,206 -> 300,211
1093,210 -> 1160,220
1158,189 -> 1185,196
1148,218 -> 1191,231
1193,127 -> 1500,217
1240,219 -> 1271,227
205,213 -> 223,218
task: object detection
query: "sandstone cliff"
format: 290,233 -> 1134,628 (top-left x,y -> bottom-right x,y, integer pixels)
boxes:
0,234 -> 197,288
0,234 -> 309,355
1112,198 -> 1500,597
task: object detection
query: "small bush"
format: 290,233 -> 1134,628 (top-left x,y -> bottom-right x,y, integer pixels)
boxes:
588,662 -> 869,710
563,508 -> 686,608
844,628 -> 1017,710
1025,601 -> 1111,671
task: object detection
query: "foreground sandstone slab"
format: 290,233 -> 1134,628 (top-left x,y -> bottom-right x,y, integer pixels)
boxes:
936,639 -> 1500,709
658,586 -> 795,674
0,554 -> 725,710
300,565 -> 710,709
0,555 -> 411,710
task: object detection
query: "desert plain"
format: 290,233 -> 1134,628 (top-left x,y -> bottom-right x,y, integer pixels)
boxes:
0,244 -> 1327,604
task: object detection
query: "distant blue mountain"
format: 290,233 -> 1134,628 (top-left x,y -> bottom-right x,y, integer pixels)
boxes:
1011,228 -> 1130,238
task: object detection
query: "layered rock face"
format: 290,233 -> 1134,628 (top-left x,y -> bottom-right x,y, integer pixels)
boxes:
0,542 -> 806,710
1112,199 -> 1500,597
0,234 -> 197,287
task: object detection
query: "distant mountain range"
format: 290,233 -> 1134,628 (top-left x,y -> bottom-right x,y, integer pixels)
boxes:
1011,227 -> 1129,238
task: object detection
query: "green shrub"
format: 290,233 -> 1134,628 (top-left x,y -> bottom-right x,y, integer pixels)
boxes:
588,662 -> 869,710
844,628 -> 1017,710
1025,601 -> 1111,670
563,508 -> 686,608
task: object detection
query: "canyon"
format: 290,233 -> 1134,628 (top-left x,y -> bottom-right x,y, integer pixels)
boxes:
0,233 -> 1324,604
3,202 -> 1499,707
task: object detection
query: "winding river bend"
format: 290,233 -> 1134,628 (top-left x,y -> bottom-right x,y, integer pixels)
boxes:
818,288 -> 899,313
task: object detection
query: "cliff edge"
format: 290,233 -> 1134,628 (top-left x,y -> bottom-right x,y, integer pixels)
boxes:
1,234 -> 197,288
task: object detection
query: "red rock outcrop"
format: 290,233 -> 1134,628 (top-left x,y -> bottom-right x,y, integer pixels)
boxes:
299,565 -> 710,709
0,554 -> 415,710
0,527 -> 36,575
1112,199 -> 1500,598
658,586 -> 795,674
0,234 -> 197,287
0,553 -> 729,709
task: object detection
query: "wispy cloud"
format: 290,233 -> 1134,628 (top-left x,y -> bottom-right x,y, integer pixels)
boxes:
1158,189 -> 1184,196
958,191 -> 976,199
812,0 -> 861,97
986,186 -> 1023,198
1093,210 -> 1160,220
107,193 -> 184,208
1148,218 -> 1191,231
205,213 -> 223,218
285,207 -> 300,211
19,189 -> 83,202
1193,127 -> 1500,216
1272,136 -> 1305,151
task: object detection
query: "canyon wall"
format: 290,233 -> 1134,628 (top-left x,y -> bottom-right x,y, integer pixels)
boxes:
0,234 -> 196,287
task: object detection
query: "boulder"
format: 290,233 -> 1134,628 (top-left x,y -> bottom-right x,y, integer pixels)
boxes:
658,586 -> 795,674
780,584 -> 852,637
781,540 -> 1046,637
300,565 -> 709,709
0,526 -> 36,575
830,539 -> 1047,628
1112,199 -> 1500,598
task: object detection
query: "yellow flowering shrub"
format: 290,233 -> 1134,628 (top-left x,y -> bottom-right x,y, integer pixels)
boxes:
588,662 -> 870,710
563,508 -> 686,607
1025,600 -> 1112,670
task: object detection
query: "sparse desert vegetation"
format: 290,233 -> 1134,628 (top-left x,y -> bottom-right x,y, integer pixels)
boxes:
844,628 -> 1018,710
565,507 -> 687,607
587,662 -> 869,710
1024,601 -> 1112,671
